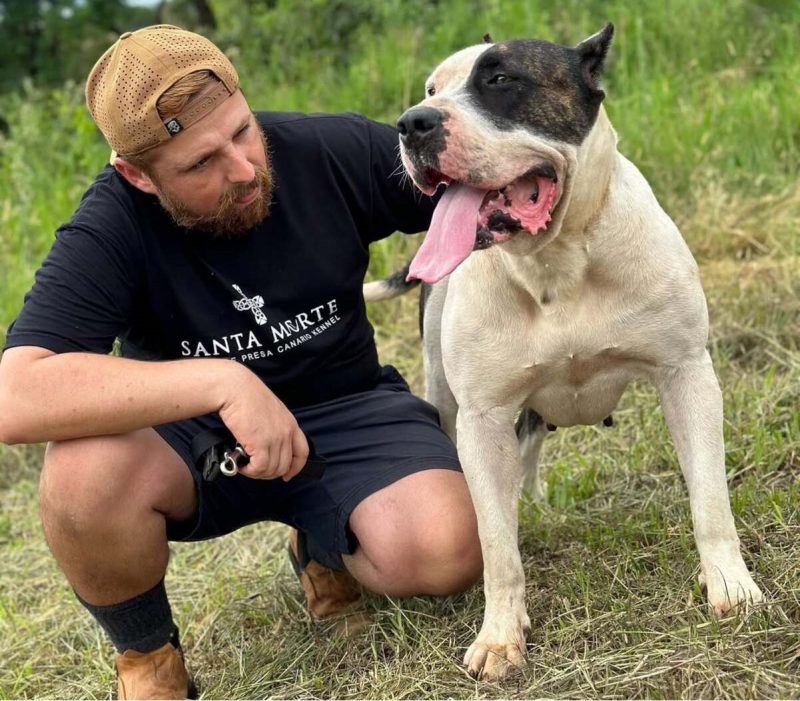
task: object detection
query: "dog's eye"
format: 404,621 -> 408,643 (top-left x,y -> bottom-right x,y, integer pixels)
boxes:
487,74 -> 511,85
426,86 -> 436,97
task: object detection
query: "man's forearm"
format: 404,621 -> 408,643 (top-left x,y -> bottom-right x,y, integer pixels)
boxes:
0,351 -> 243,444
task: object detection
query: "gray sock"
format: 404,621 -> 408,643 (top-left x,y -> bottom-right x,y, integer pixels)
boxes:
75,578 -> 176,653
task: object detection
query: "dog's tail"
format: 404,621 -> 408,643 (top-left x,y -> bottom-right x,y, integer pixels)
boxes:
363,263 -> 419,302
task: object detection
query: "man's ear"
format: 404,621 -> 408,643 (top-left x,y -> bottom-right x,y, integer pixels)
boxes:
575,23 -> 614,92
113,157 -> 159,195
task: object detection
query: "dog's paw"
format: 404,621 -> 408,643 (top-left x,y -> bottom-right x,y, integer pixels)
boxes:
463,613 -> 530,681
464,641 -> 526,680
699,566 -> 764,616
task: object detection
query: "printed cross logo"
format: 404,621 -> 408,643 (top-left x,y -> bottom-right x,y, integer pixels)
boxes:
232,284 -> 267,326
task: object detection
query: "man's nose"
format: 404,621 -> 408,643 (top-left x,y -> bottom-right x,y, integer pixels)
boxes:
396,107 -> 444,140
226,145 -> 256,183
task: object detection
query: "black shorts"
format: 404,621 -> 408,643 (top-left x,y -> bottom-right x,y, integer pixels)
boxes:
154,366 -> 461,567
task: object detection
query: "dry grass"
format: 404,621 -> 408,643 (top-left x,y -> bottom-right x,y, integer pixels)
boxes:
1,186 -> 798,698
679,180 -> 800,263
1,2 -> 798,692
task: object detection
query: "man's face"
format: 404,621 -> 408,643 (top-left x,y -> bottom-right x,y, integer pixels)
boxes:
129,90 -> 273,236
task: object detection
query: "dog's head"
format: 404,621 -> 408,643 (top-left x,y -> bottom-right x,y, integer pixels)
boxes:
400,24 -> 614,283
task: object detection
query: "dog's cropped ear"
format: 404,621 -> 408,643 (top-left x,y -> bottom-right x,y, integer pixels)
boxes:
482,33 -> 493,44
575,23 -> 614,90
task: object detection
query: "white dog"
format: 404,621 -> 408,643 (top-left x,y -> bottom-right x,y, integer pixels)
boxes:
366,24 -> 763,680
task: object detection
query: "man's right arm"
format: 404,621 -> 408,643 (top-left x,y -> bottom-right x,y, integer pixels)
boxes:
0,346 -> 308,480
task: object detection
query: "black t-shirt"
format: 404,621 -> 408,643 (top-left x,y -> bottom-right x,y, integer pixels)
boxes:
4,112 -> 434,409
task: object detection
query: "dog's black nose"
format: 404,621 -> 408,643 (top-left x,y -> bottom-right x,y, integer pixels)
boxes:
397,107 -> 443,138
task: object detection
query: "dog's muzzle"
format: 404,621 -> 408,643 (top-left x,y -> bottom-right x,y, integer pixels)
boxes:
397,106 -> 444,142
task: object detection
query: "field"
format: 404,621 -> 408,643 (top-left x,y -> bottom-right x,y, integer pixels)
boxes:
0,0 -> 798,698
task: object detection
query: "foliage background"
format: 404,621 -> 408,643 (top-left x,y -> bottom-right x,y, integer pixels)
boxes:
0,0 -> 798,698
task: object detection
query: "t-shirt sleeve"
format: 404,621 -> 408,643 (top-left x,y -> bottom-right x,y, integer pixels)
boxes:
266,112 -> 436,245
364,119 -> 438,242
4,221 -> 141,354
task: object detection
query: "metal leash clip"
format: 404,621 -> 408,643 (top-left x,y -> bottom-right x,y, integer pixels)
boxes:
221,445 -> 247,476
191,427 -> 327,483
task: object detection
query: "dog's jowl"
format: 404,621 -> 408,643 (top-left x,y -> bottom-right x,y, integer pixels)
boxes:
388,24 -> 763,681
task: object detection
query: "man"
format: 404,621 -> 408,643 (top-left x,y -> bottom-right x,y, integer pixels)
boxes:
0,25 -> 481,699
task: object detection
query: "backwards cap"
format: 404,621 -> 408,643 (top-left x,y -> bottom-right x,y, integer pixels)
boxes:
85,24 -> 239,156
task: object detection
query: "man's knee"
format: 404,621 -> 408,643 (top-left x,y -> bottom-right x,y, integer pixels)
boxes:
41,436 -> 130,536
351,469 -> 482,595
359,512 -> 482,595
40,430 -> 194,536
415,518 -> 483,593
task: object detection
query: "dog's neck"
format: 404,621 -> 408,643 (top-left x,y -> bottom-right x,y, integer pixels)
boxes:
494,108 -> 619,308
562,107 -> 618,235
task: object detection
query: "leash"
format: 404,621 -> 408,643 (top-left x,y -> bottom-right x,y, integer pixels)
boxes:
191,427 -> 327,481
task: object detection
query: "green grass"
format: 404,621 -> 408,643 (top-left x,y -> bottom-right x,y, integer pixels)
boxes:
1,0 -> 799,697
1,295 -> 798,698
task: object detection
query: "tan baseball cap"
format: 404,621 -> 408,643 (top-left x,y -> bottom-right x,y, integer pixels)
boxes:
85,24 -> 239,157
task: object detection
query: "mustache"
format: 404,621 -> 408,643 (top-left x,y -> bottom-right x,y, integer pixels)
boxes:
207,167 -> 270,217
222,176 -> 262,203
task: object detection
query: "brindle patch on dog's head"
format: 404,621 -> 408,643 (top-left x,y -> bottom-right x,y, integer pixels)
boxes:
466,24 -> 614,145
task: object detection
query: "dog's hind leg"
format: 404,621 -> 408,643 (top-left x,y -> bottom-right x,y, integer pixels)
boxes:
516,409 -> 547,501
425,353 -> 458,441
654,351 -> 763,615
422,282 -> 458,441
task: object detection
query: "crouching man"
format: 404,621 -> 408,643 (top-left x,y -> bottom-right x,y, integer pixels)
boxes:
0,25 -> 481,699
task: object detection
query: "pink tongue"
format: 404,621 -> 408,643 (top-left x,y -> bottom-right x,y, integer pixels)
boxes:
408,183 -> 486,284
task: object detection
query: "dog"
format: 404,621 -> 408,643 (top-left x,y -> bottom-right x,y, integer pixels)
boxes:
365,24 -> 763,680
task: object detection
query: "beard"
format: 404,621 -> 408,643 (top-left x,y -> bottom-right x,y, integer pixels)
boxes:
153,133 -> 274,237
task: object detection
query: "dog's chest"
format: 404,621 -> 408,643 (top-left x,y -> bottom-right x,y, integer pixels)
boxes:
516,298 -> 654,426
443,244 -> 691,425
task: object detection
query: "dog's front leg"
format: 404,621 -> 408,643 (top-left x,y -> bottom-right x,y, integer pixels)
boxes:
654,351 -> 763,615
457,406 -> 530,680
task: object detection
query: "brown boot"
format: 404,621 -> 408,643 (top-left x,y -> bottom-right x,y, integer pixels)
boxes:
115,636 -> 195,700
288,529 -> 370,633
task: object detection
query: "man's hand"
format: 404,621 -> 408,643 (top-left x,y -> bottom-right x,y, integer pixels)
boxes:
217,363 -> 309,481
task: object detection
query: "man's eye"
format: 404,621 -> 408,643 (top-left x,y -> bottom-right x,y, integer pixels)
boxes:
192,157 -> 209,170
236,123 -> 250,138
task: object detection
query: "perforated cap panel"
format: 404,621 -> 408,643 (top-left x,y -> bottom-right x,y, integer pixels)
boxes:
85,25 -> 239,156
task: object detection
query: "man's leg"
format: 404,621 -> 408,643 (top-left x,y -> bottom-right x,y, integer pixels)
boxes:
288,367 -> 482,611
40,427 -> 195,603
39,428 -> 197,698
344,468 -> 482,596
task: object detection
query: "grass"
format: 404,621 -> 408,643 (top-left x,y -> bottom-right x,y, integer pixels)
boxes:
1,0 -> 799,697
0,255 -> 797,698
